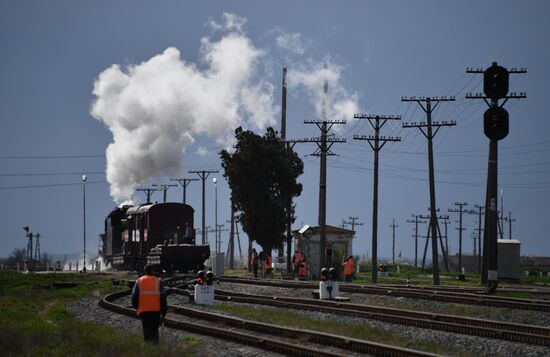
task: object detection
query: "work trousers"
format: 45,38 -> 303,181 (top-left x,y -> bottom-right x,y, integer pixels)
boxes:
140,311 -> 161,344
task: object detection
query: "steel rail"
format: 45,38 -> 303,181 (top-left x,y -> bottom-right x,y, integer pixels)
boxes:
168,302 -> 439,356
98,289 -> 344,357
217,276 -> 550,312
169,287 -> 550,347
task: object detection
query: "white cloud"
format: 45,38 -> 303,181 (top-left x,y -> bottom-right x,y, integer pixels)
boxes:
91,31 -> 276,202
195,147 -> 209,157
287,61 -> 358,123
275,32 -> 307,55
207,12 -> 247,33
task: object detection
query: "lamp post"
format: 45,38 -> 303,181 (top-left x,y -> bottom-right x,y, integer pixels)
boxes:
82,174 -> 87,273
213,177 -> 218,253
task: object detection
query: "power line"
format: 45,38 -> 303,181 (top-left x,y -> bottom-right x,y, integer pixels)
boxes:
0,180 -> 106,190
0,155 -> 105,159
0,171 -> 105,177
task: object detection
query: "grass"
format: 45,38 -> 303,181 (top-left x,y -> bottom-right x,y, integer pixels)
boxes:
0,270 -> 194,357
209,303 -> 476,356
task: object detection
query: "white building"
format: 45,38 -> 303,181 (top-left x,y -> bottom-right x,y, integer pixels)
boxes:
293,224 -> 355,279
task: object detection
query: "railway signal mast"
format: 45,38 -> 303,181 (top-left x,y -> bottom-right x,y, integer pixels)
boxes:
466,62 -> 526,293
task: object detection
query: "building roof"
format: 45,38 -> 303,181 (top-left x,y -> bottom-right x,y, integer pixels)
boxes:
498,239 -> 521,244
293,224 -> 355,237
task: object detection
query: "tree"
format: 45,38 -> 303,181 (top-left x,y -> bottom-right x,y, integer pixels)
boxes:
2,248 -> 26,267
220,127 -> 303,255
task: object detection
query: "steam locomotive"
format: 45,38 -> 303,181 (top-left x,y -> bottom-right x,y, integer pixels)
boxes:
100,202 -> 210,273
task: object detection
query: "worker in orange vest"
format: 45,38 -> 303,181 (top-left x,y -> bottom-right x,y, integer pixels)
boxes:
251,249 -> 259,278
298,258 -> 308,279
292,250 -> 303,278
132,264 -> 167,344
343,255 -> 355,283
264,255 -> 273,278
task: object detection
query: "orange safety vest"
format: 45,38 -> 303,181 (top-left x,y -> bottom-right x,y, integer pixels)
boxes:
136,275 -> 161,316
298,261 -> 307,277
251,254 -> 259,266
265,256 -> 272,269
344,259 -> 355,276
293,252 -> 302,266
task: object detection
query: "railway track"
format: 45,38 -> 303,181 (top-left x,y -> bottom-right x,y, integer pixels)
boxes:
99,289 -> 439,357
218,276 -> 550,312
168,286 -> 550,347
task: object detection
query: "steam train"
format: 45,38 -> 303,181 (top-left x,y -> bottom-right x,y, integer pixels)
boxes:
100,202 -> 210,273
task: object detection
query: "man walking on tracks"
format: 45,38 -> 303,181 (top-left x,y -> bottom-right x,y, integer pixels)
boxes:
132,264 -> 167,344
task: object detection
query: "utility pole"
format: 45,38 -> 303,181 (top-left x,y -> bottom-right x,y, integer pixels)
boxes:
442,215 -> 450,263
152,183 -> 177,203
34,233 -> 41,262
402,96 -> 456,285
505,212 -> 516,240
170,177 -> 198,204
137,187 -> 158,203
189,169 -> 219,245
227,203 -> 236,269
499,190 -> 505,240
390,219 -> 398,264
196,226 -> 213,244
474,205 -> 485,273
407,215 -> 427,267
226,208 -> 243,269
418,213 -> 450,273
23,226 -> 33,269
280,67 -> 292,269
354,114 -> 401,284
215,224 -> 227,254
466,62 -> 526,293
448,202 -> 476,273
471,232 -> 477,258
343,216 -> 364,232
285,65 -> 346,274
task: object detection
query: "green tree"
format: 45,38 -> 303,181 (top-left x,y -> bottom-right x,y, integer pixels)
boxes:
220,127 -> 303,255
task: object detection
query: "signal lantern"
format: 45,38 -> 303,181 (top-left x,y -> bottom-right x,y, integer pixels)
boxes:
484,62 -> 509,99
483,106 -> 509,140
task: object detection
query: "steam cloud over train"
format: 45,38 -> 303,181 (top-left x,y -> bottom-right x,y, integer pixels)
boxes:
100,202 -> 210,273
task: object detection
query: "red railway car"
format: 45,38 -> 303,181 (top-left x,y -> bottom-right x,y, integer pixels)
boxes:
100,202 -> 210,273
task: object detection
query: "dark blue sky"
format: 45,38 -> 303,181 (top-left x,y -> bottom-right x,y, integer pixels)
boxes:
1,1 -> 548,263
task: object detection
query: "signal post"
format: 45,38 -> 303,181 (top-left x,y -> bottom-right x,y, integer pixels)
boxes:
466,62 -> 526,293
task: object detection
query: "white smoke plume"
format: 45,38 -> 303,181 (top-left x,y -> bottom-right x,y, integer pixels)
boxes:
91,21 -> 276,203
287,61 -> 358,124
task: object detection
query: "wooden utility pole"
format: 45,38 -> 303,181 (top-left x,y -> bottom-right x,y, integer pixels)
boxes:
402,96 -> 456,285
152,183 -> 177,203
407,215 -> 427,267
137,187 -> 158,203
170,177 -> 198,204
285,65 -> 346,274
505,212 -> 516,240
418,212 -> 450,273
189,169 -> 219,245
280,68 -> 293,271
353,114 -> 401,284
474,204 -> 484,273
343,216 -> 363,232
448,202 -> 476,273
390,219 -> 398,264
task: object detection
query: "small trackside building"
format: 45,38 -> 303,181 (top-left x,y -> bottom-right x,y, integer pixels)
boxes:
293,224 -> 355,279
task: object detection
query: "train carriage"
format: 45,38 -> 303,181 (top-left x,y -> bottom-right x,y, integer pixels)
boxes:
101,202 -> 210,273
